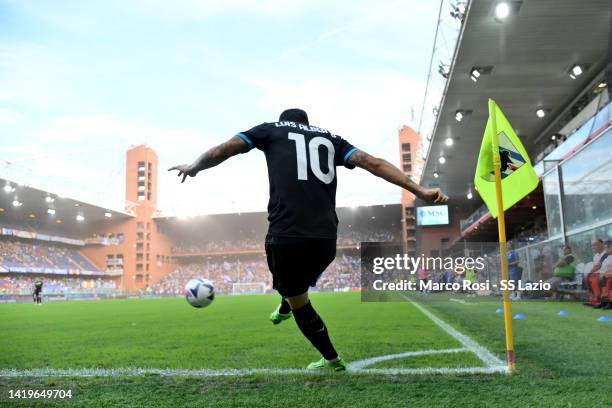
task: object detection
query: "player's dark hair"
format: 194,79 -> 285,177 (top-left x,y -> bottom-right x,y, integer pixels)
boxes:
279,108 -> 309,125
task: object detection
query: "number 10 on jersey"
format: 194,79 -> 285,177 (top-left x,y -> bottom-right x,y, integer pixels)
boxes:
288,132 -> 335,184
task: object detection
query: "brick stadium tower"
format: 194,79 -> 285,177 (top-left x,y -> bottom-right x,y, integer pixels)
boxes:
398,125 -> 423,257
82,145 -> 176,292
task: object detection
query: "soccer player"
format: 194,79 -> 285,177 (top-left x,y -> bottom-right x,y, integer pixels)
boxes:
169,109 -> 448,371
33,279 -> 43,305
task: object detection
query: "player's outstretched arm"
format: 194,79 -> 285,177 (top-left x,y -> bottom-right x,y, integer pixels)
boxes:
168,136 -> 250,183
348,150 -> 449,204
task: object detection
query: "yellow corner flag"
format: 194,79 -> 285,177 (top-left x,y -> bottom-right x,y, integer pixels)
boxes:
474,100 -> 539,218
474,99 -> 540,373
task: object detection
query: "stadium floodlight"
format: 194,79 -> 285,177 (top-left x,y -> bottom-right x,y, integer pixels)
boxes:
470,68 -> 481,82
532,205 -> 537,210
445,137 -> 454,146
104,212 -> 112,218
12,199 -> 22,207
3,184 -> 14,193
450,1 -> 467,21
76,214 -> 85,222
45,196 -> 55,203
494,2 -> 510,20
47,208 -> 56,215
536,109 -> 546,118
568,65 -> 583,79
467,191 -> 473,199
598,82 -> 607,88
433,171 -> 439,178
438,156 -> 446,164
438,62 -> 450,78
455,111 -> 464,122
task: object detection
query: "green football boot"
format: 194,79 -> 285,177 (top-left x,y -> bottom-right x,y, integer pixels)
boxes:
269,305 -> 292,325
307,358 -> 347,372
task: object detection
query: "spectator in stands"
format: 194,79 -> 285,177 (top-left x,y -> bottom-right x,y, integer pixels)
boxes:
583,238 -> 608,307
591,240 -> 612,309
442,269 -> 453,285
464,267 -> 477,296
417,268 -> 429,293
547,244 -> 576,300
507,242 -> 522,300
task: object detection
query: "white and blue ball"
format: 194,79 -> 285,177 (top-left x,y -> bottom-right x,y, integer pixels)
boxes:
184,278 -> 215,308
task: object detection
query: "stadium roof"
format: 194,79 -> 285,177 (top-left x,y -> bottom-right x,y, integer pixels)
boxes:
422,0 -> 611,200
0,177 -> 132,234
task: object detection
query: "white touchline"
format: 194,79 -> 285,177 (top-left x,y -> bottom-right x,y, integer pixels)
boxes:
0,365 -> 507,378
403,295 -> 506,370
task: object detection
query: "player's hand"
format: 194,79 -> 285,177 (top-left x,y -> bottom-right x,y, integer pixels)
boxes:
168,164 -> 198,183
419,188 -> 448,204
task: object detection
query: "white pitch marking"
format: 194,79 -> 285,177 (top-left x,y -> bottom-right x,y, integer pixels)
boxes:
347,347 -> 468,370
0,365 -> 507,378
404,296 -> 506,369
358,366 -> 507,375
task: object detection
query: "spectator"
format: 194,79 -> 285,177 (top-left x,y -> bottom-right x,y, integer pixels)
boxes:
507,242 -> 522,300
586,240 -> 612,309
599,241 -> 612,310
547,244 -> 576,300
584,239 -> 608,307
417,268 -> 429,293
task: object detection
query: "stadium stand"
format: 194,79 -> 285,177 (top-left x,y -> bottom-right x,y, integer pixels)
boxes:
0,275 -> 117,296
149,254 -> 361,296
0,237 -> 100,272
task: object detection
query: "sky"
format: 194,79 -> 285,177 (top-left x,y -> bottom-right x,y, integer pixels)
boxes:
0,0 -> 440,216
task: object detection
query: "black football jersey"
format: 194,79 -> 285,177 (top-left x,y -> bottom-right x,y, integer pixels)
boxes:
34,280 -> 43,290
238,121 -> 358,239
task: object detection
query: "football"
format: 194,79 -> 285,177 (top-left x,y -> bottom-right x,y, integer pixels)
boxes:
184,278 -> 215,308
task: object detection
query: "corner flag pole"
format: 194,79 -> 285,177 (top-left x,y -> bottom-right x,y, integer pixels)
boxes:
489,99 -> 516,372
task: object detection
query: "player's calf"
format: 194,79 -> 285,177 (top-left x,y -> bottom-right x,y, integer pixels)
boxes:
291,300 -> 342,365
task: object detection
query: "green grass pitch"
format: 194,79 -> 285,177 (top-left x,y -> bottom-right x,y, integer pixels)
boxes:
0,292 -> 610,407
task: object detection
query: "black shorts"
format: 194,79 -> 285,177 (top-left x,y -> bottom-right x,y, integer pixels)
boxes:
265,234 -> 336,297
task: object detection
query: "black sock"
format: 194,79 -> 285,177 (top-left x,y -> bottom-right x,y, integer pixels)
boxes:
292,301 -> 338,360
278,297 -> 291,315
